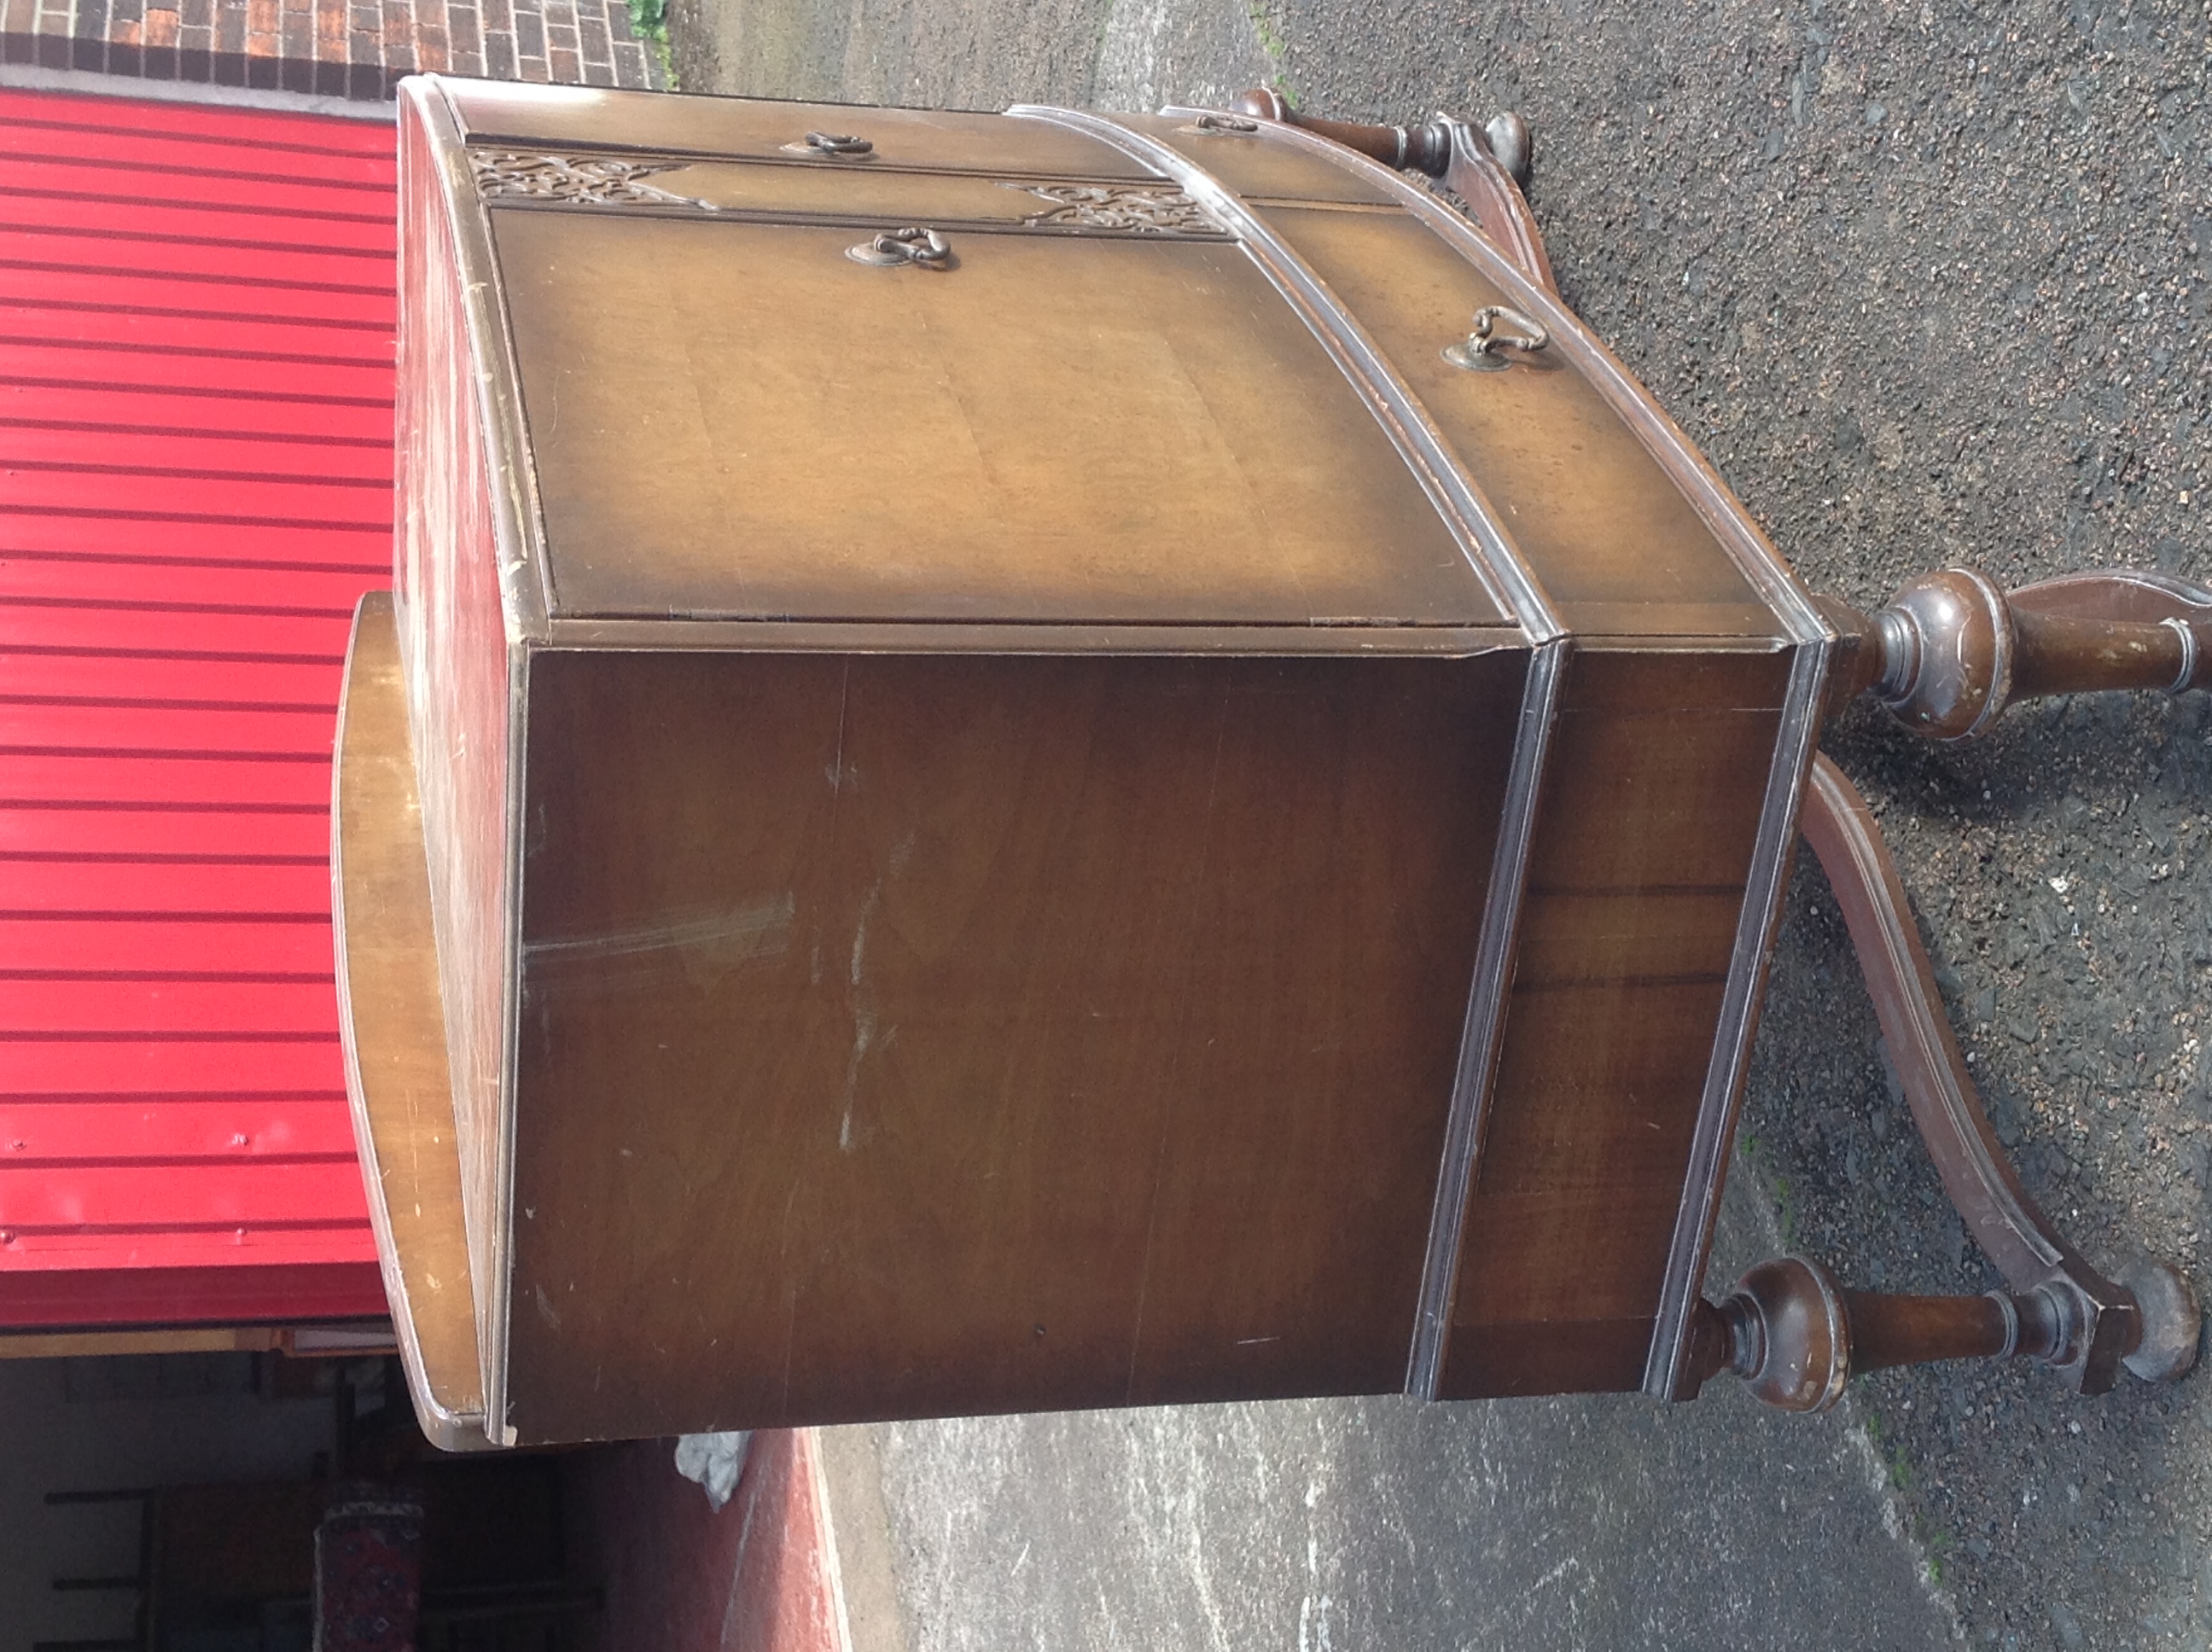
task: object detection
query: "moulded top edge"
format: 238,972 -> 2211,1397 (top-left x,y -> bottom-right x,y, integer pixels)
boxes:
527,617 -> 1537,657
416,73 -> 1165,183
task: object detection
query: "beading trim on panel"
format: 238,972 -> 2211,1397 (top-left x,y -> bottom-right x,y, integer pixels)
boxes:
1407,636 -> 1567,1398
538,616 -> 1523,654
1008,105 -> 1560,645
1219,108 -> 1830,652
1643,635 -> 1834,1398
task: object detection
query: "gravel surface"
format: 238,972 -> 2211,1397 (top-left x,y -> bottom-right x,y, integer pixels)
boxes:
1296,5 -> 2210,1645
868,1179 -> 1953,1652
669,0 -> 2209,1643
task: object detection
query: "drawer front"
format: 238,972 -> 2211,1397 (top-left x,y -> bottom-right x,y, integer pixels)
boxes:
444,80 -> 1162,180
1260,204 -> 1780,641
1112,112 -> 1403,206
467,144 -> 1225,231
492,208 -> 1505,629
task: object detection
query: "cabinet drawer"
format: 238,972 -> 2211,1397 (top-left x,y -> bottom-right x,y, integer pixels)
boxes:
443,80 -> 1161,180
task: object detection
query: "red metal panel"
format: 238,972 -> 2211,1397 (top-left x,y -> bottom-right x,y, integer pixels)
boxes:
0,384 -> 395,449
0,154 -> 399,224
0,127 -> 398,189
0,518 -> 390,571
0,339 -> 396,404
0,229 -> 397,294
0,1097 -> 359,1159
0,1033 -> 345,1095
0,603 -> 358,655
0,562 -> 376,614
0,88 -> 399,154
0,298 -> 397,362
0,979 -> 338,1038
0,85 -> 396,1324
0,753 -> 337,810
0,706 -> 341,759
0,657 -> 348,707
0,1158 -> 362,1227
0,264 -> 397,331
0,806 -> 337,858
2,858 -> 330,912
0,186 -> 397,254
0,918 -> 336,976
0,421 -> 394,486
0,1265 -> 388,1328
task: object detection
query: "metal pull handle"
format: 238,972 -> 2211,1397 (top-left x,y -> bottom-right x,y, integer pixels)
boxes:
1443,305 -> 1549,371
787,131 -> 874,157
846,226 -> 952,269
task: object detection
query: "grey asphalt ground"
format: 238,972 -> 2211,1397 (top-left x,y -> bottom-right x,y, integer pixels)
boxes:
667,1 -> 2210,1644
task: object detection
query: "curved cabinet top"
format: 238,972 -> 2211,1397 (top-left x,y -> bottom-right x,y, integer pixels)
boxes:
407,77 -> 1816,651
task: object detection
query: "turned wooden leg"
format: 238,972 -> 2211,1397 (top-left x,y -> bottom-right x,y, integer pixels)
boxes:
1682,1257 -> 2104,1413
1228,89 -> 1556,293
1825,566 -> 2212,737
1700,754 -> 2203,1411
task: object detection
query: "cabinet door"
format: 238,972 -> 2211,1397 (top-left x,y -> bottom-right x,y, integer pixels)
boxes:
490,208 -> 1505,629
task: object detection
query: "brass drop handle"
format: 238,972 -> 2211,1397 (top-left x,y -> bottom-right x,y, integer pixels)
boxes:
787,130 -> 874,157
846,226 -> 952,269
1443,305 -> 1549,371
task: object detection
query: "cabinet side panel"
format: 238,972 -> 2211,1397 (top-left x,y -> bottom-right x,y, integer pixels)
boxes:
1439,648 -> 1790,1398
504,649 -> 1522,1440
395,96 -> 516,1381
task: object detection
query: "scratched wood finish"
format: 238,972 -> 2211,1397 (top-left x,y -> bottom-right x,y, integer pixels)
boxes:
503,649 -> 1522,1441
394,94 -> 518,1396
370,79 -> 1831,1446
1441,648 -> 1791,1397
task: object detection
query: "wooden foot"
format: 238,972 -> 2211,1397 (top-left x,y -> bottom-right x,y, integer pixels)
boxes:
1682,1257 -> 2121,1412
1699,754 -> 2202,1408
1229,90 -> 1557,293
1824,566 -> 2212,737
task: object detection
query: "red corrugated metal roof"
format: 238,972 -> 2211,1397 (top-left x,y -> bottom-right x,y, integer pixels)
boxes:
0,84 -> 395,1326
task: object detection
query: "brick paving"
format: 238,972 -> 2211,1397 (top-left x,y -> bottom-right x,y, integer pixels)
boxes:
3,0 -> 662,96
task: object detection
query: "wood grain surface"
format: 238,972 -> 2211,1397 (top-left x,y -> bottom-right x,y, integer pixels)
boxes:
333,592 -> 490,1451
1260,205 -> 1778,642
396,95 -> 521,1399
1441,646 -> 1792,1397
492,209 -> 1505,630
503,648 -> 1522,1440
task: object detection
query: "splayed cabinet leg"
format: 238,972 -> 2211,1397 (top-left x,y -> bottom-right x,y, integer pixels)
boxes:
1685,755 -> 2200,1413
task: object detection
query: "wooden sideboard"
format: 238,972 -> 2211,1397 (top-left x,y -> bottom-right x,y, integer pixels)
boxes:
339,78 -> 2200,1450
